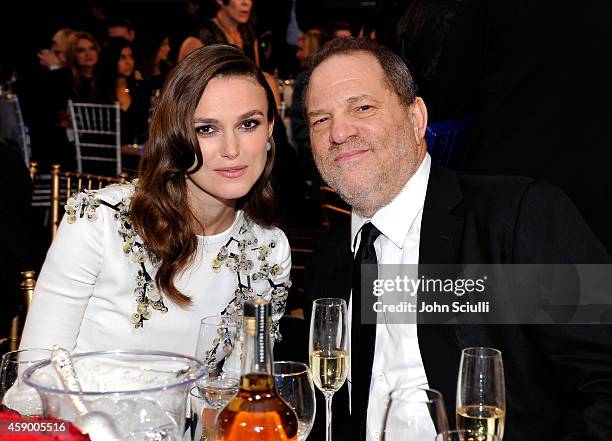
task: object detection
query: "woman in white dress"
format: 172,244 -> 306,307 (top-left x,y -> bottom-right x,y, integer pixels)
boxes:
19,44 -> 292,356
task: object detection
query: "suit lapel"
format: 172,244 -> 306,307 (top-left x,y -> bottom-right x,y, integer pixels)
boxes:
419,161 -> 465,265
418,161 -> 466,427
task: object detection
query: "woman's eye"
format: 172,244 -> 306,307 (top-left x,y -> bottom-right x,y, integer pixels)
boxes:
195,125 -> 214,135
241,119 -> 260,130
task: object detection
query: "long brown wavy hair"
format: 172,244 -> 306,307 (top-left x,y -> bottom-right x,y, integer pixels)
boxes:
131,44 -> 278,307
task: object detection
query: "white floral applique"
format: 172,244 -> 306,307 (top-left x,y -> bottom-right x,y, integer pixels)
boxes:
211,219 -> 291,341
64,185 -> 168,329
65,191 -> 101,224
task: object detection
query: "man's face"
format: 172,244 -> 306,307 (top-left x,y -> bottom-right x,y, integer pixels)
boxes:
306,52 -> 427,217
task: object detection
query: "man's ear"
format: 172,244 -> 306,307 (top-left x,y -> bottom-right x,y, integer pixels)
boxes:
410,97 -> 428,145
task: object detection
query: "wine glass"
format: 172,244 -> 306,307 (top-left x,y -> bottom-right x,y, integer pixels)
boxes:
1,348 -> 52,416
382,386 -> 449,440
456,347 -> 506,440
309,298 -> 349,441
194,315 -> 242,435
436,429 -> 500,441
273,361 -> 316,440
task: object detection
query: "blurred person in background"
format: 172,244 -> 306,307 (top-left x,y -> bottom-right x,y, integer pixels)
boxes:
290,22 -> 352,206
140,34 -> 173,92
97,37 -> 152,146
0,138 -> 32,331
107,17 -> 136,42
37,28 -> 74,71
64,31 -> 101,101
178,0 -> 259,65
295,28 -> 320,69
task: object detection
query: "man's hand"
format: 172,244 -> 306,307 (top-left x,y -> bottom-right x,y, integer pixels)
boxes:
37,49 -> 62,70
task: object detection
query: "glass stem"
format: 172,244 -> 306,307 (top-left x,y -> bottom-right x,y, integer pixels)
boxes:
325,394 -> 333,441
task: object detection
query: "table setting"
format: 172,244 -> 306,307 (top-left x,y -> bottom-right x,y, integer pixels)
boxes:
1,299 -> 506,441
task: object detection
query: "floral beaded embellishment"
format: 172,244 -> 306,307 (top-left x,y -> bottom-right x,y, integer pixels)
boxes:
65,191 -> 101,224
212,221 -> 291,341
64,186 -> 168,329
109,197 -> 168,328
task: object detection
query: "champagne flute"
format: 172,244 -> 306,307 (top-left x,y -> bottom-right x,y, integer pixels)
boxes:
194,315 -> 242,439
436,429 -> 500,441
456,347 -> 506,439
1,348 -> 51,416
273,361 -> 316,440
309,298 -> 349,441
382,386 -> 449,440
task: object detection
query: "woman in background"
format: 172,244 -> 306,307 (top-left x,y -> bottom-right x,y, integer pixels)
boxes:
64,31 -> 101,101
178,0 -> 259,65
141,34 -> 173,92
19,45 -> 291,355
97,37 -> 151,145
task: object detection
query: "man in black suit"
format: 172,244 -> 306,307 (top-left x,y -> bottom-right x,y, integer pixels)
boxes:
302,37 -> 612,441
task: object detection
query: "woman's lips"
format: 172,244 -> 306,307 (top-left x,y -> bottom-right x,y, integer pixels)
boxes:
215,166 -> 248,178
335,149 -> 369,162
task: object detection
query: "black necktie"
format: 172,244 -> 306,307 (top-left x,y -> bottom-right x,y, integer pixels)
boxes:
352,222 -> 381,440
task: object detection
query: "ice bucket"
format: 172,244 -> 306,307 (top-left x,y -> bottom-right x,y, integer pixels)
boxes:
22,349 -> 206,440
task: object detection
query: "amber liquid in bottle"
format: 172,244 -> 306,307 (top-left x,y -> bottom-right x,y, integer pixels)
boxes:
216,373 -> 298,440
216,299 -> 298,441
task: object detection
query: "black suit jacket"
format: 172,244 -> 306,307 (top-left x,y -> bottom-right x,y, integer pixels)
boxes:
303,161 -> 612,441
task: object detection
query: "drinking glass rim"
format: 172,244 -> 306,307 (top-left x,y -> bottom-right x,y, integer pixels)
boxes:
22,349 -> 206,397
273,361 -> 309,377
461,346 -> 502,358
389,386 -> 444,403
312,297 -> 347,307
199,314 -> 242,326
1,348 -> 52,364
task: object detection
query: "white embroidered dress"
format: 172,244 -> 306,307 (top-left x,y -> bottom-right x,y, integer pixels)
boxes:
19,183 -> 291,356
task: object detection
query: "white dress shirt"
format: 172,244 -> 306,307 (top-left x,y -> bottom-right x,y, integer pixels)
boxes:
350,153 -> 436,441
19,183 -> 291,357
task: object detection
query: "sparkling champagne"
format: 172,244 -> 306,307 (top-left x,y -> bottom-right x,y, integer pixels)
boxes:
456,405 -> 505,439
309,349 -> 349,394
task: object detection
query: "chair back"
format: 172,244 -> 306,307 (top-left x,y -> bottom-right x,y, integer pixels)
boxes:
320,185 -> 351,232
68,100 -> 122,175
425,115 -> 476,169
50,164 -> 128,240
0,93 -> 31,164
1,271 -> 36,352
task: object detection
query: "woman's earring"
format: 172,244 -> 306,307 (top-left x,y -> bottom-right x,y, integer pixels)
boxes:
265,141 -> 272,152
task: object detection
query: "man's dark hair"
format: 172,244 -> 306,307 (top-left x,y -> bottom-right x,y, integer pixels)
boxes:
304,37 -> 417,112
107,17 -> 134,31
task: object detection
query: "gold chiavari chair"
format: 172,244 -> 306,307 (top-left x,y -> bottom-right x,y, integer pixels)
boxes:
319,185 -> 351,232
2,166 -> 128,352
1,271 -> 36,353
28,161 -> 38,182
50,164 -> 128,240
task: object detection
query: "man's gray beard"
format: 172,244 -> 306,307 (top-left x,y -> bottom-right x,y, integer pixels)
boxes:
319,133 -> 418,217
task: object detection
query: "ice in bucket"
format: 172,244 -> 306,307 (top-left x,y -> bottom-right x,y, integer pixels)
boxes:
23,350 -> 206,441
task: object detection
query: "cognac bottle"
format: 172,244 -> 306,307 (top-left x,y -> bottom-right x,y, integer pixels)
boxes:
216,299 -> 298,441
